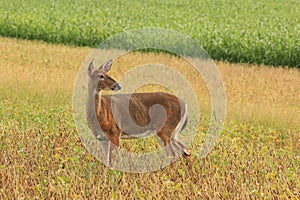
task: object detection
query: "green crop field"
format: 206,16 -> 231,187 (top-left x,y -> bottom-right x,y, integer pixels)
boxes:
0,0 -> 299,67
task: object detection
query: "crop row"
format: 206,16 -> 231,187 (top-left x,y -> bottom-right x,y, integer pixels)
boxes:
0,0 -> 299,67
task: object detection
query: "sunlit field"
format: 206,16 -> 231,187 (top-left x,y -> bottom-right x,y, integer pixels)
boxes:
0,38 -> 299,199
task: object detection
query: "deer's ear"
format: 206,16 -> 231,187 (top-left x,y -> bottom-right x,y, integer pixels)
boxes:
99,59 -> 113,72
87,59 -> 95,76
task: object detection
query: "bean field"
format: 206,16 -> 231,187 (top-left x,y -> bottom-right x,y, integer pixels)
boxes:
0,38 -> 299,199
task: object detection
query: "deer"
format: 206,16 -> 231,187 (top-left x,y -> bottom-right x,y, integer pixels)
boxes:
86,59 -> 192,168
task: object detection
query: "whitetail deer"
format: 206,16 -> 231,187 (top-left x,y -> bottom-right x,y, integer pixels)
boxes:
86,59 -> 191,167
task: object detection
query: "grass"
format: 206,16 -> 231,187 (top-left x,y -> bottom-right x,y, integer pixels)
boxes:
0,0 -> 299,67
0,37 -> 299,199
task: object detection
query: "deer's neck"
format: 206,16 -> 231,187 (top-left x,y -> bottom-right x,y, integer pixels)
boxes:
94,93 -> 101,115
86,87 -> 108,141
86,88 -> 101,125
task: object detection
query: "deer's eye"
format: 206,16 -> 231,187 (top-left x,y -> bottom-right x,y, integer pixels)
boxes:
98,75 -> 105,80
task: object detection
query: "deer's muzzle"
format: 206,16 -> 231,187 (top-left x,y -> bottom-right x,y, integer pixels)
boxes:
112,83 -> 121,91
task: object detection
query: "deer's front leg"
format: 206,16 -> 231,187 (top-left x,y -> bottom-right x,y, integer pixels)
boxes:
99,140 -> 118,168
99,140 -> 111,167
106,131 -> 120,168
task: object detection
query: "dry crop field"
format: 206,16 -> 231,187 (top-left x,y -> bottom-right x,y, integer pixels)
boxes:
0,37 -> 299,199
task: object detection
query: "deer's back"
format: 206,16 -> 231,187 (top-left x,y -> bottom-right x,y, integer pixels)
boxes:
98,92 -> 186,137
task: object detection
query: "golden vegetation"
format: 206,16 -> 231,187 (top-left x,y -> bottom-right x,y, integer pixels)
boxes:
0,37 -> 299,199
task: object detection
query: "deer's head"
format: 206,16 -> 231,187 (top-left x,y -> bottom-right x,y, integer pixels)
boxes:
87,59 -> 121,93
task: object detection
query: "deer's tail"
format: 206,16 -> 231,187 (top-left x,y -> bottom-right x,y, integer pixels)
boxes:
173,103 -> 188,138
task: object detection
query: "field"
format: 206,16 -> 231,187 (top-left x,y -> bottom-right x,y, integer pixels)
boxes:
0,0 -> 299,67
0,37 -> 299,199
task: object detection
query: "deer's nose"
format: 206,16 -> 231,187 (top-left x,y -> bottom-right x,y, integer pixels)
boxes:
113,83 -> 121,91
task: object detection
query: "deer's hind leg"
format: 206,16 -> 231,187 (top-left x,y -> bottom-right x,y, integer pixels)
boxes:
173,139 -> 192,167
156,131 -> 177,167
173,139 -> 192,157
156,120 -> 192,167
156,134 -> 192,168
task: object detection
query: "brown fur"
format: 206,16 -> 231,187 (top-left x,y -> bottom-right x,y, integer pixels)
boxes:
86,60 -> 191,168
97,92 -> 185,141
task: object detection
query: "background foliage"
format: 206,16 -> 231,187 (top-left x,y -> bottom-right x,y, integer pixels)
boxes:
0,0 -> 299,67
